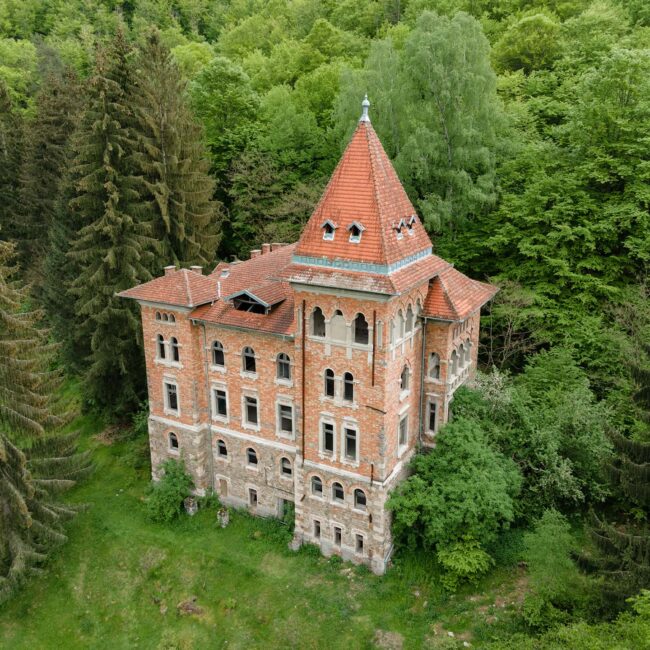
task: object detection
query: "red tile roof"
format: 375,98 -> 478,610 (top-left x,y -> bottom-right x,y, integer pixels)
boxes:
423,267 -> 498,321
294,121 -> 432,266
118,268 -> 217,308
191,245 -> 297,335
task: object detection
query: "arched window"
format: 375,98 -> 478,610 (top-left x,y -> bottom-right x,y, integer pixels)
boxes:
343,372 -> 354,401
354,489 -> 367,510
155,311 -> 161,321
332,482 -> 344,502
311,307 -> 326,337
330,309 -> 346,342
162,313 -> 169,322
458,343 -> 465,369
157,334 -> 166,359
242,347 -> 256,373
465,341 -> 472,366
450,349 -> 458,376
171,337 -> 180,362
400,366 -> 410,392
217,439 -> 227,457
324,368 -> 335,397
396,310 -> 404,339
168,432 -> 178,450
353,313 -> 369,344
280,457 -> 292,477
246,447 -> 258,466
277,353 -> 291,380
311,475 -> 323,496
212,341 -> 225,366
169,314 -> 176,323
428,353 -> 440,380
405,305 -> 414,333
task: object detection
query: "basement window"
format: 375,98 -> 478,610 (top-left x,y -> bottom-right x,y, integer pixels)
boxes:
334,527 -> 342,547
249,488 -> 258,507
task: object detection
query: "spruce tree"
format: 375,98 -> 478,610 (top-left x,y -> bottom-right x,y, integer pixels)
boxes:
0,81 -> 23,242
132,31 -> 220,269
15,67 -> 83,287
67,31 -> 155,415
0,240 -> 91,604
590,346 -> 650,602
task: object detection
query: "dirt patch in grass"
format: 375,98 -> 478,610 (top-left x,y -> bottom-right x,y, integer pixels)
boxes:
373,629 -> 404,649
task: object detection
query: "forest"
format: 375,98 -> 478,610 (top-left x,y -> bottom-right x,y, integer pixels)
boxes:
0,0 -> 649,647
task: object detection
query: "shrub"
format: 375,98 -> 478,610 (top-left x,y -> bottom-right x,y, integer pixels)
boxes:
146,459 -> 194,523
387,417 -> 521,552
521,509 -> 588,629
437,536 -> 494,592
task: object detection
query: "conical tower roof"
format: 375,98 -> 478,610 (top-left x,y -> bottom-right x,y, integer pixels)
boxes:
293,114 -> 433,270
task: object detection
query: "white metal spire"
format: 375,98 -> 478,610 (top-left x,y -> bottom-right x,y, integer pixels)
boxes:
359,94 -> 370,123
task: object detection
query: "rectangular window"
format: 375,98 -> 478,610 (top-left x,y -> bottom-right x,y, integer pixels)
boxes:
355,534 -> 364,554
314,520 -> 321,539
214,388 -> 227,418
278,403 -> 293,434
399,415 -> 408,447
334,526 -> 342,547
322,422 -> 334,455
165,382 -> 178,412
245,396 -> 258,425
428,401 -> 436,433
344,427 -> 357,461
249,488 -> 258,506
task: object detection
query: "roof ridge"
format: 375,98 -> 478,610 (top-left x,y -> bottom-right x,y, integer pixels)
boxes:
182,269 -> 193,307
437,272 -> 460,320
365,123 -> 389,268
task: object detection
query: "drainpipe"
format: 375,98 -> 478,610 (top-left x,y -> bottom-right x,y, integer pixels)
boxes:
301,300 -> 306,466
200,322 -> 215,493
418,317 -> 426,449
371,310 -> 377,386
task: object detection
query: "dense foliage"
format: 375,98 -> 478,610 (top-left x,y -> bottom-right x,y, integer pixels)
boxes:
0,0 -> 648,644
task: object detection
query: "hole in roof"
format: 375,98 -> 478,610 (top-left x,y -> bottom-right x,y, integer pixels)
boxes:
232,294 -> 267,314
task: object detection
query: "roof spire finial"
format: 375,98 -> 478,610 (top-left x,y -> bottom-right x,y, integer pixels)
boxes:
360,93 -> 370,123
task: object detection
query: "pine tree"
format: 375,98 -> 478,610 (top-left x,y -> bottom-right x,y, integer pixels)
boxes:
67,31 -> 156,415
132,31 -> 220,269
0,81 -> 23,242
14,67 -> 83,287
590,345 -> 650,603
0,240 -> 91,604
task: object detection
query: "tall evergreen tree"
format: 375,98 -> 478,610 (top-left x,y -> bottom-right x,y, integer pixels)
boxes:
0,240 -> 90,604
66,31 -> 156,415
0,81 -> 23,243
14,67 -> 83,287
590,345 -> 650,603
132,31 -> 220,269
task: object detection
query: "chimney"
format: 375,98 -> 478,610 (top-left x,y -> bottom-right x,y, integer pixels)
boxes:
261,243 -> 271,255
190,265 -> 203,275
250,249 -> 261,259
164,265 -> 176,276
271,242 -> 286,251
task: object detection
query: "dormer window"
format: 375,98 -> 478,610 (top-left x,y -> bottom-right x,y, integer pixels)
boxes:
347,221 -> 365,244
407,215 -> 417,235
322,220 -> 337,241
394,218 -> 406,240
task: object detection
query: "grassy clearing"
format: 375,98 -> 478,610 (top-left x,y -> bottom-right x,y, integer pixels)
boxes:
0,402 -> 528,649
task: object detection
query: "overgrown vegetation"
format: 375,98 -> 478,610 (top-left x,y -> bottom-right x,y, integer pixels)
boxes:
146,458 -> 195,524
1,0 -> 649,644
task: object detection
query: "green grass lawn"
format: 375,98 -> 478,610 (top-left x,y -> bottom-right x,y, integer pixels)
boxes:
0,405 -> 527,650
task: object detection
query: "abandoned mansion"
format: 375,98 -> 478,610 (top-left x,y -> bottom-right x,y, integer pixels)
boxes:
120,100 -> 497,574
